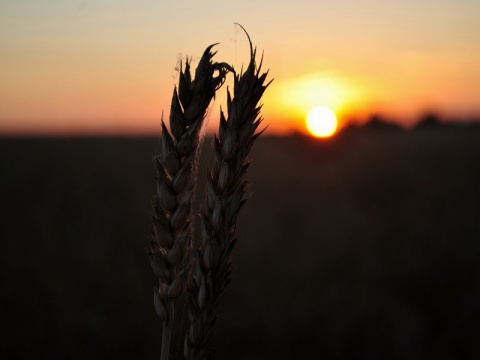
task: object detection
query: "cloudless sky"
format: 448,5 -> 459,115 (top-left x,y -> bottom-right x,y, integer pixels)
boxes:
1,0 -> 480,135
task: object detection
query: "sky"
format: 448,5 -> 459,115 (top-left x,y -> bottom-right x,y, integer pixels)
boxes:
1,0 -> 480,135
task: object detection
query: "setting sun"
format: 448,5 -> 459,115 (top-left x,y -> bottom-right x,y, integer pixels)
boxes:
306,106 -> 338,138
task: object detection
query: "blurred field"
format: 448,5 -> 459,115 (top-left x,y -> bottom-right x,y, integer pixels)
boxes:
1,125 -> 480,359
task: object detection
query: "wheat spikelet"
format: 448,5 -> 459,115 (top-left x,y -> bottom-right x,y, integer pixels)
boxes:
185,27 -> 271,360
149,44 -> 233,360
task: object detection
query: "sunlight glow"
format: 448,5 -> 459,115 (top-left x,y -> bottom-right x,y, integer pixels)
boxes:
262,71 -> 373,133
306,106 -> 338,138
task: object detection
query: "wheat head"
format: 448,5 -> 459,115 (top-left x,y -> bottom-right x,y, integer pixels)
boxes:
149,44 -> 233,360
185,28 -> 271,360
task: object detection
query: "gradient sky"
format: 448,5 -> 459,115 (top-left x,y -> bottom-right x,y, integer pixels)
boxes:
1,0 -> 480,135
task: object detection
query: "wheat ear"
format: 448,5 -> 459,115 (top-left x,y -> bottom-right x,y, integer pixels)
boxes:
185,28 -> 271,360
149,44 -> 233,360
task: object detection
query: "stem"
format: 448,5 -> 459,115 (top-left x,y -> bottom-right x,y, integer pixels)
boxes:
161,303 -> 174,360
160,325 -> 171,360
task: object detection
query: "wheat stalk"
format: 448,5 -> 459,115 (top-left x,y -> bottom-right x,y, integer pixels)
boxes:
184,26 -> 271,360
148,44 -> 233,360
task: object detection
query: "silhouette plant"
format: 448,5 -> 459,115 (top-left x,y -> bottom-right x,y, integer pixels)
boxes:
148,25 -> 270,360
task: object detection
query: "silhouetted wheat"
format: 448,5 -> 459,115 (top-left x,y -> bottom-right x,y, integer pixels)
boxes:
185,30 -> 271,360
149,45 -> 232,360
149,26 -> 269,360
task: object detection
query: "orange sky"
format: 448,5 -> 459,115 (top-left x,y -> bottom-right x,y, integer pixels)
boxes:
1,1 -> 480,136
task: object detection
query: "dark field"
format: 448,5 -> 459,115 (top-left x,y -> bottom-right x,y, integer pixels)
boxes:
1,126 -> 480,359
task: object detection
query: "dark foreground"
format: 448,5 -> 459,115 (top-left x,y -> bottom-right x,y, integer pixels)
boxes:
1,126 -> 480,359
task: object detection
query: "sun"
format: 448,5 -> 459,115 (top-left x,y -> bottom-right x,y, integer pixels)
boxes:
306,106 -> 338,138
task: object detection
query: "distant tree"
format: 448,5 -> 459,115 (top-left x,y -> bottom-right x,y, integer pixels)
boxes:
416,112 -> 441,129
363,114 -> 401,130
